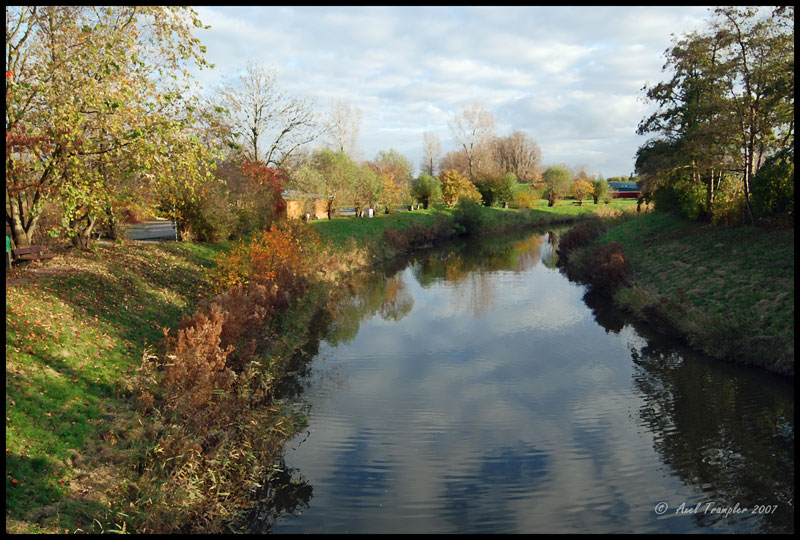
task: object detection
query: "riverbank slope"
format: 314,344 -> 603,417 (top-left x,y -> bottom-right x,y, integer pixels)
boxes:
562,211 -> 793,376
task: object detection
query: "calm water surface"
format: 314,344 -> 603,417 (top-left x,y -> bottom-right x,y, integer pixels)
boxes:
261,229 -> 793,534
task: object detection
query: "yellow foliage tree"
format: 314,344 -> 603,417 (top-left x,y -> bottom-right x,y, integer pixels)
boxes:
440,169 -> 482,207
573,179 -> 594,206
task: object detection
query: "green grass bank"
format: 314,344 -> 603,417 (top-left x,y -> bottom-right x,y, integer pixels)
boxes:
6,241 -> 229,533
311,198 -> 634,251
564,211 -> 794,376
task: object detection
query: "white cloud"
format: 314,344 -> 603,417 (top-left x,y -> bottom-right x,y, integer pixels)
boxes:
190,5 -> 714,175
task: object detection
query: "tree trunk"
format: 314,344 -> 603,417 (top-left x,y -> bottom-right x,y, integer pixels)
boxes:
105,205 -> 118,240
6,193 -> 40,249
8,216 -> 33,249
70,215 -> 97,250
705,169 -> 715,220
742,153 -> 756,225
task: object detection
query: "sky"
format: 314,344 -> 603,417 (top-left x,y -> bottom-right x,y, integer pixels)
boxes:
189,6 -> 714,178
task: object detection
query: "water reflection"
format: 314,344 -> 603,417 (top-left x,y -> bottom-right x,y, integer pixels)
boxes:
257,228 -> 793,533
241,457 -> 313,533
581,274 -> 794,533
628,334 -> 794,533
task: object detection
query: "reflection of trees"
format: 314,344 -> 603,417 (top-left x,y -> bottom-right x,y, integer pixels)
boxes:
241,455 -> 313,533
630,336 -> 794,533
541,231 -> 560,269
452,270 -> 494,318
581,255 -> 794,533
510,233 -> 544,272
324,269 -> 416,346
582,289 -> 626,334
408,230 -> 562,318
378,276 -> 414,321
411,230 -> 557,284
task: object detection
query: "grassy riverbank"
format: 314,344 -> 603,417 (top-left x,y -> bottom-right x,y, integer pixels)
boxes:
312,198 -> 636,251
6,241 -> 228,533
564,211 -> 794,376
5,198 -> 636,533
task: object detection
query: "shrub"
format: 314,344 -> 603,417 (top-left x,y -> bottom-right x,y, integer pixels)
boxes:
652,180 -> 706,220
751,150 -> 794,220
594,205 -> 622,219
383,222 -> 443,251
135,218 -> 325,532
711,189 -> 746,227
584,242 -> 630,294
163,303 -> 236,419
557,218 -> 606,257
512,190 -> 536,209
208,221 -> 321,293
473,172 -> 518,207
452,198 -> 485,236
383,228 -> 410,251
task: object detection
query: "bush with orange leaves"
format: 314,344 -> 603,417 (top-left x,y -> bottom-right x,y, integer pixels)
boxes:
133,221 -> 328,532
209,220 -> 322,294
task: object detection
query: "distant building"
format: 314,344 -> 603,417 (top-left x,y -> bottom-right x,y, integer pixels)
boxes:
607,182 -> 641,199
281,190 -> 329,220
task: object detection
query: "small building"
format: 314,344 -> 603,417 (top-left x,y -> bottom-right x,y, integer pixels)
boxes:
281,190 -> 329,220
607,182 -> 641,199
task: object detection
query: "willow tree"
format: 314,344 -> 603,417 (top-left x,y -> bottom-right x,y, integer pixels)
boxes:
6,6 -> 214,249
290,149 -> 356,220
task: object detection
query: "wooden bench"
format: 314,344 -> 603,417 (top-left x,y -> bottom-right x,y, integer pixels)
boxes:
11,245 -> 56,266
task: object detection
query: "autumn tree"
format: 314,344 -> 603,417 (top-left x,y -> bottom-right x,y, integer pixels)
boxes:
438,149 -> 470,177
215,62 -> 320,168
572,179 -> 594,206
440,169 -> 482,207
370,149 -> 412,213
6,6 -> 215,249
448,103 -> 496,178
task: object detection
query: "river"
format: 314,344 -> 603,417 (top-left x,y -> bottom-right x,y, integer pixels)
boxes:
252,228 -> 794,534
